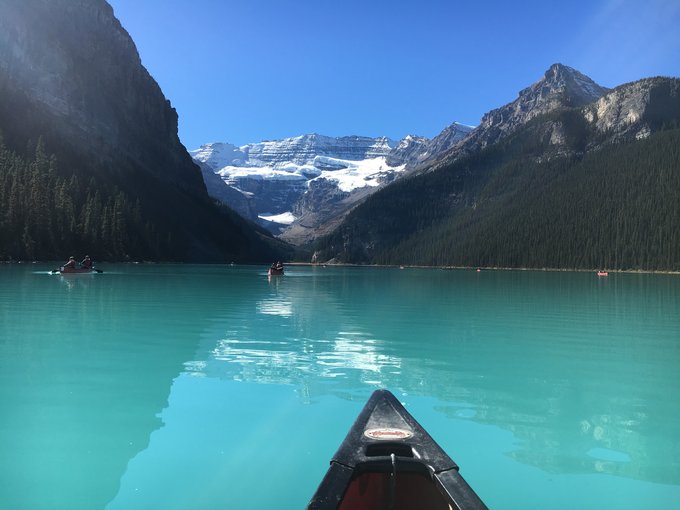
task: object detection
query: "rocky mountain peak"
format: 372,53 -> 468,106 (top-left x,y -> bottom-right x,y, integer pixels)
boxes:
488,63 -> 609,131
520,63 -> 610,108
424,64 -> 610,168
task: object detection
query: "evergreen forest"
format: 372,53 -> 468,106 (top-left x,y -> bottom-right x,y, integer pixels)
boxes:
0,135 -> 283,262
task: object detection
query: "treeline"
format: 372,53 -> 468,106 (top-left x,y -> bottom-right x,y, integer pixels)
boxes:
380,128 -> 680,270
314,118 -> 680,271
0,137 -> 175,261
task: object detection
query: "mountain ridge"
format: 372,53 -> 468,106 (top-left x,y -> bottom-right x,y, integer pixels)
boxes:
422,64 -> 611,171
311,71 -> 680,271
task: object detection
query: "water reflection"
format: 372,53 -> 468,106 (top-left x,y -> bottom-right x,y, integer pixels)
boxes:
256,298 -> 293,316
186,267 -> 680,485
199,332 -> 402,391
7,264 -> 675,508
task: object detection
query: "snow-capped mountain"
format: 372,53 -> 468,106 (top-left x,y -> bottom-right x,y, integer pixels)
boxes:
193,134 -> 399,168
191,134 -> 422,243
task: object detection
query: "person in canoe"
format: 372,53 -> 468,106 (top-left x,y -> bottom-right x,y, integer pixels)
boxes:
81,255 -> 93,269
64,256 -> 77,269
269,261 -> 284,276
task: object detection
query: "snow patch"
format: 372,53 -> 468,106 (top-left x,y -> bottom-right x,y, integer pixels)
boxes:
315,157 -> 405,192
213,157 -> 405,193
259,212 -> 296,224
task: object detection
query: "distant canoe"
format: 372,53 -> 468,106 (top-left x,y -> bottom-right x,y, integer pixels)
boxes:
268,267 -> 284,276
52,266 -> 101,275
597,271 -> 609,277
307,389 -> 488,510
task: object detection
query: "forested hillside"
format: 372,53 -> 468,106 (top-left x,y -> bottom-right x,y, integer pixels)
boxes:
313,108 -> 680,271
0,135 -> 289,262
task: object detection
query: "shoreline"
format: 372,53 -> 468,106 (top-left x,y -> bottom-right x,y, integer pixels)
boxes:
3,260 -> 679,275
281,261 -> 680,275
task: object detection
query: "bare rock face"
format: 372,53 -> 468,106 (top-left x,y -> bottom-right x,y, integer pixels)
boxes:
480,64 -> 609,135
425,64 -> 610,169
194,135 -> 403,170
386,125 -> 472,168
0,0 -> 204,194
385,135 -> 430,167
244,134 -> 399,167
417,64 -> 609,171
583,77 -> 680,142
420,123 -> 474,162
0,0 -> 283,261
197,160 -> 258,220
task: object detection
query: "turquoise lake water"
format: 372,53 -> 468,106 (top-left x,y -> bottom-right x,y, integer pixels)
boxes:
0,264 -> 679,509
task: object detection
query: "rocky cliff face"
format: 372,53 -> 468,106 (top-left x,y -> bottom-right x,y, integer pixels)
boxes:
193,134 -> 402,170
473,74 -> 680,159
385,135 -> 430,167
583,77 -> 680,142
245,134 -> 398,167
392,123 -> 473,168
0,0 -> 281,261
426,64 -> 610,169
0,0 -> 201,189
478,64 -> 609,141
197,160 -> 258,220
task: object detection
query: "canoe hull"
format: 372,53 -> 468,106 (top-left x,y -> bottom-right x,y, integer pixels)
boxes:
307,390 -> 487,510
60,268 -> 96,274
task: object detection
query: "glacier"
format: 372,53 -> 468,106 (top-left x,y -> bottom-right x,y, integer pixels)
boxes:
190,134 -> 411,237
190,127 -> 472,244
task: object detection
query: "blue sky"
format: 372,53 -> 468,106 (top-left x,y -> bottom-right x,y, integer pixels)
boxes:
107,0 -> 680,149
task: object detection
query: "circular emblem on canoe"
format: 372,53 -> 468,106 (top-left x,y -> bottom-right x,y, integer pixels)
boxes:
364,427 -> 413,440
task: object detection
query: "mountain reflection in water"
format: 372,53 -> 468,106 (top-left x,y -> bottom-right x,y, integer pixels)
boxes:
185,267 -> 680,486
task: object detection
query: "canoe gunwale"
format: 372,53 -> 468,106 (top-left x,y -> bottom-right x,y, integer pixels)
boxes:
307,389 -> 488,510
